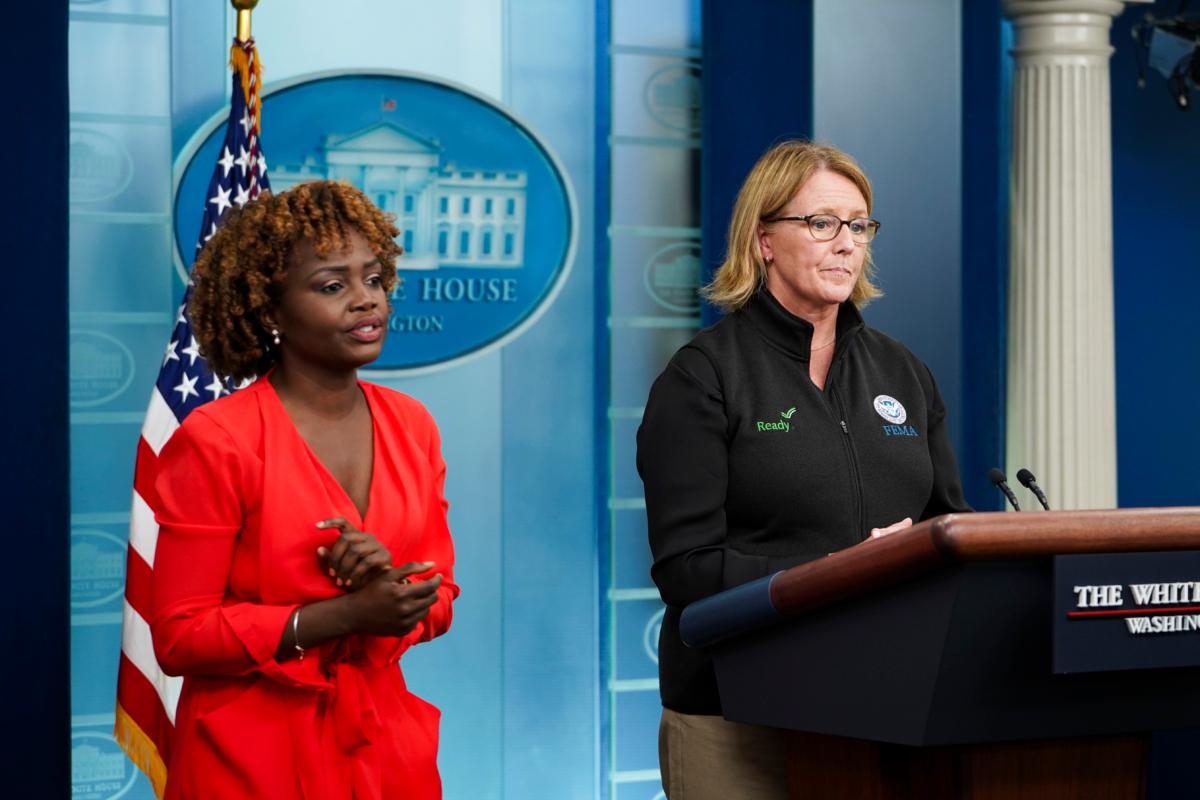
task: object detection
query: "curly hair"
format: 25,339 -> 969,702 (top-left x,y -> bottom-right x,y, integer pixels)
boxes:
189,180 -> 402,382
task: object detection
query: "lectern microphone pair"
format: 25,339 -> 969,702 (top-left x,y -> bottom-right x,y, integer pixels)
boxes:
988,466 -> 1051,510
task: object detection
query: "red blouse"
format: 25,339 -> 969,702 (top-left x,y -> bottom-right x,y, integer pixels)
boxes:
150,378 -> 458,800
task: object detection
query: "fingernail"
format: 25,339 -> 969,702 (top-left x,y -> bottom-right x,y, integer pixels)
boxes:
316,520 -> 330,529
328,568 -> 335,577
336,578 -> 343,586
345,579 -> 352,586
317,547 -> 327,556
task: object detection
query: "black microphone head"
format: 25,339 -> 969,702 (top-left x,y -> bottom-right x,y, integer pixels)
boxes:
1015,468 -> 1036,488
987,467 -> 1007,486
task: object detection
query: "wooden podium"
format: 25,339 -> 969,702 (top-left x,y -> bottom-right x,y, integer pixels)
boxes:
683,508 -> 1200,799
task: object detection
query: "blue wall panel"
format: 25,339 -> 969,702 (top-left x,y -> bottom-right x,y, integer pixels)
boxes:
960,0 -> 1009,510
1110,1 -> 1200,509
68,4 -> 173,796
700,0 -> 813,326
605,1 -> 703,796
503,3 -> 599,797
813,0 -> 965,473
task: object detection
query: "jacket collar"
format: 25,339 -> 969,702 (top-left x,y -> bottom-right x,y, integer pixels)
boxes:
740,289 -> 865,361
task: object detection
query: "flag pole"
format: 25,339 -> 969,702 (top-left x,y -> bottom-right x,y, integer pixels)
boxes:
115,4 -> 272,797
233,0 -> 259,42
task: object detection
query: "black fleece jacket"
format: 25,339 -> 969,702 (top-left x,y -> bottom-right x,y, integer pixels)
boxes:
637,290 -> 970,714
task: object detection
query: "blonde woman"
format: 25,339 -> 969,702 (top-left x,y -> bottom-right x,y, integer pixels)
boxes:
637,141 -> 969,799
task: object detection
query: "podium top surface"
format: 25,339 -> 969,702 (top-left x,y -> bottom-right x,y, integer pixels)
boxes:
681,507 -> 1200,648
771,506 -> 1200,618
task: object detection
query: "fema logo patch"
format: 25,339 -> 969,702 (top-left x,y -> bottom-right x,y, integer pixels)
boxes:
873,394 -> 907,425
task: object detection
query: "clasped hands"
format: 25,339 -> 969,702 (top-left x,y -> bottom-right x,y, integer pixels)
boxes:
315,517 -> 443,637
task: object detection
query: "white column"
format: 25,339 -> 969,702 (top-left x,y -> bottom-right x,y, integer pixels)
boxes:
1003,0 -> 1139,510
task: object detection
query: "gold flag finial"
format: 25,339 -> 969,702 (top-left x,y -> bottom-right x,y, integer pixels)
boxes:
232,0 -> 259,42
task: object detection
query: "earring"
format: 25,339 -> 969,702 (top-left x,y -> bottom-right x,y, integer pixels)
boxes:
272,328 -> 281,345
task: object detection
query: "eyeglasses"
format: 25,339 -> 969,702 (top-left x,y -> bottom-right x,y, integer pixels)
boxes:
765,214 -> 881,244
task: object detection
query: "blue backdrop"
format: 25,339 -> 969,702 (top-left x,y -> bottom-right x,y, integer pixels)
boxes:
41,1 -> 1200,798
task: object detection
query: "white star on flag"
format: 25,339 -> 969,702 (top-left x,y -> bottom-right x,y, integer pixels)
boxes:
258,153 -> 268,176
172,372 -> 200,402
162,338 -> 180,366
175,304 -> 187,325
234,145 -> 252,175
204,374 -> 226,401
240,108 -> 252,136
181,337 -> 202,366
209,184 -> 232,216
233,183 -> 251,208
217,146 -> 234,178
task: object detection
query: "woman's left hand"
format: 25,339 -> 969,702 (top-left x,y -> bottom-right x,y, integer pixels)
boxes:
869,517 -> 913,538
316,517 -> 393,590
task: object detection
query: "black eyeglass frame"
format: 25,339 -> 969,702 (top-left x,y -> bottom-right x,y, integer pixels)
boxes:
763,214 -> 881,243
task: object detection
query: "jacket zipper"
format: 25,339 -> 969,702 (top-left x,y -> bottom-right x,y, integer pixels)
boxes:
829,387 -> 865,538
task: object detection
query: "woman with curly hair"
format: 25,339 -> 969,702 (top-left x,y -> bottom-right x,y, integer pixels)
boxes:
149,180 -> 458,800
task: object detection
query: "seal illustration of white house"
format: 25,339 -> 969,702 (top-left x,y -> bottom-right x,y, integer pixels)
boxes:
175,72 -> 575,373
269,121 -> 527,271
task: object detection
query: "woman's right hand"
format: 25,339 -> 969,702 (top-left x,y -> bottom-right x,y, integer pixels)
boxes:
345,561 -> 443,637
316,517 -> 393,590
869,517 -> 913,538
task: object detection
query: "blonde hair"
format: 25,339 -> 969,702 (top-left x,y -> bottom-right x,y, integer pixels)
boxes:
703,140 -> 882,312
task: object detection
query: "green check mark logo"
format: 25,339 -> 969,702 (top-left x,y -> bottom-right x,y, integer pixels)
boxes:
781,407 -> 796,420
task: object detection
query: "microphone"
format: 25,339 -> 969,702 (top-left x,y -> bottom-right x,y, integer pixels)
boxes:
988,468 -> 1021,511
1016,467 -> 1051,510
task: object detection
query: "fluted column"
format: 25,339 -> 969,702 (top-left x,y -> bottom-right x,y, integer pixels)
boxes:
1003,0 -> 1133,510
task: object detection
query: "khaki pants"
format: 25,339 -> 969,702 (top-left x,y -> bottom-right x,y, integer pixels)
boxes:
658,707 -> 790,800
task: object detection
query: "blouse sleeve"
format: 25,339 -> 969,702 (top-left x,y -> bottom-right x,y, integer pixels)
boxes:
638,347 -> 759,608
149,413 -> 307,685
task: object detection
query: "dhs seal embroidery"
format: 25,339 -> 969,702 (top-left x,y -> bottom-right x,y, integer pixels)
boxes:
874,394 -> 919,437
873,395 -> 907,424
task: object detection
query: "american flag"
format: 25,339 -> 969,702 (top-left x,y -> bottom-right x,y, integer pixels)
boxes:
114,38 -> 270,798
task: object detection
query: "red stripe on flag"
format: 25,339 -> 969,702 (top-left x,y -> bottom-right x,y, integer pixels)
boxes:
116,651 -> 174,762
124,547 -> 155,622
134,435 -> 161,509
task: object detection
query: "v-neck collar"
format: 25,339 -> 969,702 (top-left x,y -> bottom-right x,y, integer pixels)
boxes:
261,377 -> 379,526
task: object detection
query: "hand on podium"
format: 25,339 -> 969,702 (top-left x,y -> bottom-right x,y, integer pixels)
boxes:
869,517 -> 913,539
